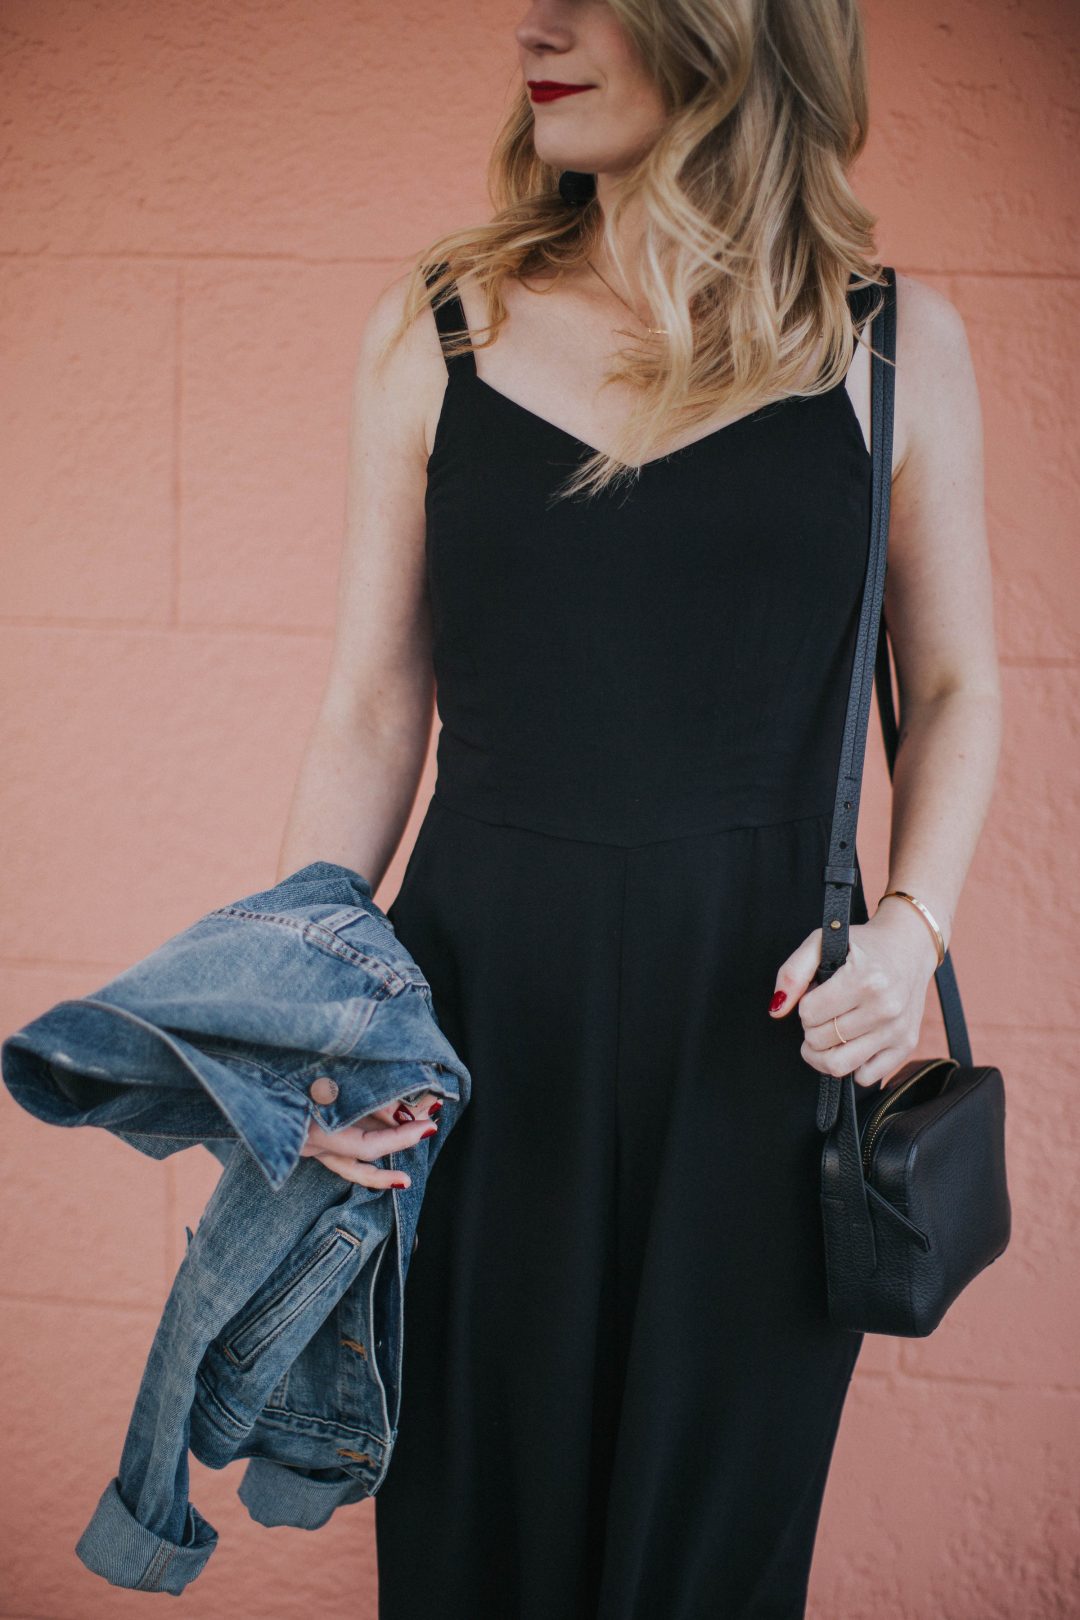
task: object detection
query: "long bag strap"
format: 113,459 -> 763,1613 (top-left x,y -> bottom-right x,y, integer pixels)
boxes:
811,266 -> 973,1271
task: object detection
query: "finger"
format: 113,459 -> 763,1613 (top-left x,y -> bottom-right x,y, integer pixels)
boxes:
369,1088 -> 445,1124
796,946 -> 866,1025
305,1114 -> 438,1161
310,1149 -> 415,1189
769,929 -> 823,1017
829,1044 -> 906,1090
800,1025 -> 886,1079
801,1001 -> 874,1052
368,1090 -> 444,1129
857,1049 -> 907,1088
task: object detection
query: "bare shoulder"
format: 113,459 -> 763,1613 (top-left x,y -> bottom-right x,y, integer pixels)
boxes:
891,270 -> 981,482
893,268 -> 968,342
351,266 -> 450,464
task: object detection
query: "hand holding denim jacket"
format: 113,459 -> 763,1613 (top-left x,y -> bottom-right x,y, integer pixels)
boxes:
1,859 -> 471,1595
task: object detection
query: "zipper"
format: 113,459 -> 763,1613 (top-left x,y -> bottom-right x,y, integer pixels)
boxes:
860,1057 -> 959,1177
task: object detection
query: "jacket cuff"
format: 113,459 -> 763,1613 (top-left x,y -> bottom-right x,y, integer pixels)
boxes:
238,1455 -> 375,1528
74,1475 -> 217,1594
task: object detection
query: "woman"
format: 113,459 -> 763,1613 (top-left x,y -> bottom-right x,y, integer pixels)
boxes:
277,2 -> 1001,1615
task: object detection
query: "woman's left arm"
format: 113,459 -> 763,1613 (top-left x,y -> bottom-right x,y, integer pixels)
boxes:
771,271 -> 1004,1087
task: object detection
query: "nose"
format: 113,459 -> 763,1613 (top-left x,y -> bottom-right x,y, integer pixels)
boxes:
515,1 -> 574,57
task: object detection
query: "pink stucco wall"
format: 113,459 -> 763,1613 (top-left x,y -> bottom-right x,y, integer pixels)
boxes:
1,1 -> 1077,1615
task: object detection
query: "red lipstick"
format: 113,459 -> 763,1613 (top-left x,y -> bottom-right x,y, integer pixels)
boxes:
527,81 -> 595,103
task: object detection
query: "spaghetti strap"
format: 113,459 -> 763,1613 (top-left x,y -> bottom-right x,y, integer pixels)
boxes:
424,261 -> 477,378
847,275 -> 884,346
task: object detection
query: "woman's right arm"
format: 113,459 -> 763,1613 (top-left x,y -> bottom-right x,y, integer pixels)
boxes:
275,268 -> 446,893
276,269 -> 451,1187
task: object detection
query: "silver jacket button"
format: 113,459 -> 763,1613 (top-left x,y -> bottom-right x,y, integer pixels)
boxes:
308,1075 -> 339,1105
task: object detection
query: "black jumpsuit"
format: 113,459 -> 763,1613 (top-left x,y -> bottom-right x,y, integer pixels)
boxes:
374,271 -> 875,1620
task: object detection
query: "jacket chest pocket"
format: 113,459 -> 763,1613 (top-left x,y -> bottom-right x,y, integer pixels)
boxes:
220,1227 -> 362,1370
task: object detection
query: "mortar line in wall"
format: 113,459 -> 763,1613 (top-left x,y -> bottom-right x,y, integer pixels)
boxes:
0,250 -> 1078,282
892,1369 -> 1080,1396
0,955 -> 147,971
0,618 -> 1075,670
171,264 -> 184,628
0,617 -> 334,637
0,1288 -> 162,1316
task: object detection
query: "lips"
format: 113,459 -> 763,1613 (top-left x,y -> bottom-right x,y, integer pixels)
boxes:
527,81 -> 595,103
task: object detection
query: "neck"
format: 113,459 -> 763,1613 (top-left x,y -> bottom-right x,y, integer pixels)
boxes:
589,172 -> 651,304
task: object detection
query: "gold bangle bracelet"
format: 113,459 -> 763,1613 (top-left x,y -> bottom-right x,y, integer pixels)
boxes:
878,889 -> 946,968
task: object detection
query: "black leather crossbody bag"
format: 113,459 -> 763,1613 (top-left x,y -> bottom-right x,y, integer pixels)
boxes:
812,265 -> 1012,1337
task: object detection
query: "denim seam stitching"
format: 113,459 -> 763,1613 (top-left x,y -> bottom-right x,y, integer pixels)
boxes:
301,923 -> 409,995
136,1537 -> 177,1591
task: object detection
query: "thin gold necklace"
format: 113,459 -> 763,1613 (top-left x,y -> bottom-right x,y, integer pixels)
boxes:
585,258 -> 669,336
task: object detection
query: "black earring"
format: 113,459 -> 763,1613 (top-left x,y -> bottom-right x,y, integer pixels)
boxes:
558,170 -> 596,207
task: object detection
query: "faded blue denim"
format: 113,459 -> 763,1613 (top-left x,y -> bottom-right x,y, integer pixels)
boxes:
1,859 -> 471,1595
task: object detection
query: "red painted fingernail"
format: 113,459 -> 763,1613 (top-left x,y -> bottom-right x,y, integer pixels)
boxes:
393,1104 -> 415,1125
769,990 -> 787,1012
391,1179 -> 409,1189
429,1101 -> 444,1116
421,1126 -> 437,1138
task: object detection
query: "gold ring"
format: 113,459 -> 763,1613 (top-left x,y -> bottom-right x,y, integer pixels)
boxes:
832,1014 -> 848,1045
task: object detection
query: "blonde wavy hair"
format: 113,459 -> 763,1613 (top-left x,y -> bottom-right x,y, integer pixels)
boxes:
382,0 -> 888,504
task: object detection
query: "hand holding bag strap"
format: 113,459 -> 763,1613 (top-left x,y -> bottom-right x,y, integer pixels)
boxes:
814,266 -> 972,1147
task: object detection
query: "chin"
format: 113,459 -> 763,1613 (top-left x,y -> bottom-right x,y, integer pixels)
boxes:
534,143 -> 583,169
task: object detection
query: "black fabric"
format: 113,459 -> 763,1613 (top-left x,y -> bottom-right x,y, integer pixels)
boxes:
374,272 -> 874,1619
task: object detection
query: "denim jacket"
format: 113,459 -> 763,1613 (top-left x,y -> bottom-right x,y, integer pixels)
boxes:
1,859 -> 471,1595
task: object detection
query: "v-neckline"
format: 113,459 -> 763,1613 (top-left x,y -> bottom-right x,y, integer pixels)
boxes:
425,265 -> 874,474
466,369 -> 861,473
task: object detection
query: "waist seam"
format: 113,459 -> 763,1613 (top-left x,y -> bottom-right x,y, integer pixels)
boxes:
430,786 -> 836,849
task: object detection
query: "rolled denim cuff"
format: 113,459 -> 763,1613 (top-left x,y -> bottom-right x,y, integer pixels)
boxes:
74,1475 -> 218,1594
238,1455 -> 374,1529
